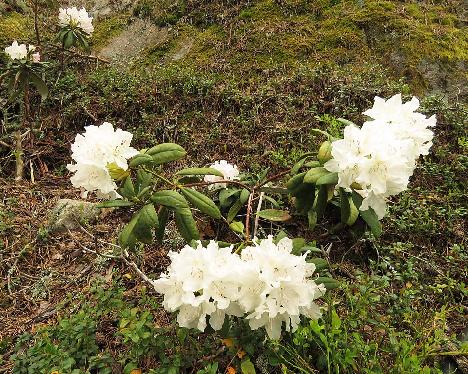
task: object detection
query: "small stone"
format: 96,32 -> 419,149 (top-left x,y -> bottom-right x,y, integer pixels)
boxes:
47,199 -> 101,232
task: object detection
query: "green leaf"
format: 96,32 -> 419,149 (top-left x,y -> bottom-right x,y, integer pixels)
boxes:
28,70 -> 48,101
120,176 -> 135,198
304,167 -> 329,184
63,30 -> 74,49
239,188 -> 250,204
176,167 -> 223,177
316,277 -> 340,289
304,160 -> 321,168
151,190 -> 189,210
227,199 -> 243,223
286,172 -> 306,193
135,169 -> 152,193
337,118 -> 357,127
316,172 -> 338,185
146,143 -> 186,165
257,209 -> 291,222
291,157 -> 307,175
229,221 -> 244,234
129,153 -> 154,168
96,200 -> 134,208
307,208 -> 317,230
133,204 -> 159,244
314,185 -> 328,218
340,188 -> 350,223
156,206 -> 170,243
119,214 -> 139,248
308,258 -> 329,271
219,188 -> 240,207
351,192 -> 382,237
174,208 -> 200,241
241,358 -> 256,374
180,188 -> 221,219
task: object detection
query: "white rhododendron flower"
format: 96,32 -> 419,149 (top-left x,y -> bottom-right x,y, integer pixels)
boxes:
4,41 -> 35,60
325,94 -> 436,219
67,122 -> 138,198
153,237 -> 325,340
204,160 -> 240,189
59,7 -> 94,34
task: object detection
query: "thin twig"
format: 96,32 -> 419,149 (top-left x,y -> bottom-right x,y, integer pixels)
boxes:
253,191 -> 264,239
50,44 -> 110,63
183,179 -> 251,191
244,191 -> 255,241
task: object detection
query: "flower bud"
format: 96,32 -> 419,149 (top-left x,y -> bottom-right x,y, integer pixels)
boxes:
317,141 -> 332,164
32,52 -> 41,63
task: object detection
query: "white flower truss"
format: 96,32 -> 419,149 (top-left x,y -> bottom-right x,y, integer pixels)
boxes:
4,41 -> 36,61
204,160 -> 240,189
59,7 -> 94,34
153,237 -> 325,340
324,94 -> 436,219
67,122 -> 138,198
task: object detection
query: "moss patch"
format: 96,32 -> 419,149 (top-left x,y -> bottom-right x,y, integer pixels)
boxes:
0,12 -> 33,47
91,14 -> 129,50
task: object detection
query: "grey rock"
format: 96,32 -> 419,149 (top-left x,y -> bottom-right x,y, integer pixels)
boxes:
48,199 -> 101,232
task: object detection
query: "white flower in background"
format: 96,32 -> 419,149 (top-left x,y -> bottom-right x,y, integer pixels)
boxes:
153,237 -> 325,340
324,94 -> 436,219
59,7 -> 94,34
67,122 -> 138,198
204,160 -> 240,189
4,41 -> 34,60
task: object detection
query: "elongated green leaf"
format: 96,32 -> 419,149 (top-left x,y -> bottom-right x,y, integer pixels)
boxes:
304,167 -> 328,184
227,199 -> 243,223
257,209 -> 291,222
308,258 -> 329,271
180,187 -> 221,219
28,70 -> 48,101
120,176 -> 135,198
146,143 -> 186,165
156,206 -> 170,243
291,157 -> 307,175
135,169 -> 152,193
286,172 -> 306,193
219,188 -> 240,208
63,30 -> 74,49
337,118 -> 357,127
304,160 -> 321,168
239,188 -> 250,204
316,172 -> 338,185
340,188 -> 350,224
96,200 -> 134,208
314,185 -> 328,218
151,190 -> 189,210
174,207 -> 200,241
129,153 -> 153,168
119,214 -> 139,248
133,204 -> 159,244
307,208 -> 317,230
229,221 -> 244,234
316,277 -> 340,290
351,191 -> 382,237
176,167 -> 223,177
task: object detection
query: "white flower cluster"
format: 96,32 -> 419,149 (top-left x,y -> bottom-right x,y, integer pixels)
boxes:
4,41 -> 40,62
153,237 -> 325,340
324,94 -> 436,219
204,160 -> 240,189
59,7 -> 94,34
67,122 -> 138,198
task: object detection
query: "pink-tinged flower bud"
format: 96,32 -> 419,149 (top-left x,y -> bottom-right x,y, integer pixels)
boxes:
32,52 -> 41,63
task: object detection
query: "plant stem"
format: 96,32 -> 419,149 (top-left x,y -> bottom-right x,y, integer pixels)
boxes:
31,0 -> 41,46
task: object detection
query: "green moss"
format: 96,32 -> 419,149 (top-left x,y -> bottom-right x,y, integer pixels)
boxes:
0,12 -> 33,47
91,14 -> 128,50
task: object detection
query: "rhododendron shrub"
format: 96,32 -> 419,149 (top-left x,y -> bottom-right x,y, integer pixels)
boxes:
153,237 -> 325,339
57,7 -> 94,50
2,40 -> 48,101
288,94 -> 436,236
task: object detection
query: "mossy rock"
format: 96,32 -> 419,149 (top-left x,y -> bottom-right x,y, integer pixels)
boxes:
0,11 -> 32,47
47,199 -> 102,232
